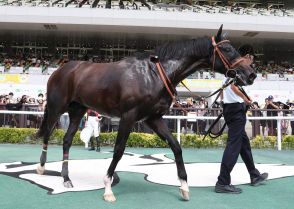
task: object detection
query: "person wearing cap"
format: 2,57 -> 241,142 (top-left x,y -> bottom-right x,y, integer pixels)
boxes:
265,95 -> 279,136
215,79 -> 268,194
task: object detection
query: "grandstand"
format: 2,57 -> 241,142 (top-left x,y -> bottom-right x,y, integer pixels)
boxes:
0,0 -> 293,14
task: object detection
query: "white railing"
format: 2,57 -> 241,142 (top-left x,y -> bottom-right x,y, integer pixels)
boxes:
0,110 -> 293,151
163,115 -> 294,151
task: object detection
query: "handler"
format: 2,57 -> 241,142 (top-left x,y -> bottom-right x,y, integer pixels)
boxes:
215,79 -> 268,194
86,109 -> 102,152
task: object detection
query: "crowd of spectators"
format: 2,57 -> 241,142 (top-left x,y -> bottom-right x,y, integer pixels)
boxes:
0,52 -> 74,73
249,95 -> 294,137
0,0 -> 293,17
0,92 -> 46,128
255,62 -> 294,79
1,52 -> 294,78
0,92 -> 46,107
168,95 -> 294,137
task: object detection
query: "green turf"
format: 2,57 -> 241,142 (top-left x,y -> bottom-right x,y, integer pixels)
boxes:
1,144 -> 294,209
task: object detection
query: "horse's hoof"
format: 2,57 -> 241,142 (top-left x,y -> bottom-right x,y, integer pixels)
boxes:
179,188 -> 190,201
63,180 -> 74,188
36,165 -> 45,175
103,193 -> 116,202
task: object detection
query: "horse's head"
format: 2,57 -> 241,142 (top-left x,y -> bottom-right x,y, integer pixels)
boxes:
210,25 -> 256,86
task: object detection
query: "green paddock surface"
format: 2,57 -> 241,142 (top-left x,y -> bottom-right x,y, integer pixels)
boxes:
0,144 -> 294,209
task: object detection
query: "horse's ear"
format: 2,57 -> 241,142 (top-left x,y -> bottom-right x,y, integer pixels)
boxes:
215,24 -> 223,43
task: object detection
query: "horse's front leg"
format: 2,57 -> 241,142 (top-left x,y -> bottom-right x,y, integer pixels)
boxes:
103,111 -> 136,202
145,116 -> 189,201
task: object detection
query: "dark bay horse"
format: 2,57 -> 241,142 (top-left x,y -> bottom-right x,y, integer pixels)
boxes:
36,25 -> 256,202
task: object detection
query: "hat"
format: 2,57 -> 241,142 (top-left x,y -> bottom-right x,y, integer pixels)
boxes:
268,95 -> 274,100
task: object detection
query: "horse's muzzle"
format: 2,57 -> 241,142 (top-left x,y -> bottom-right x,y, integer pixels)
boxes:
235,72 -> 256,86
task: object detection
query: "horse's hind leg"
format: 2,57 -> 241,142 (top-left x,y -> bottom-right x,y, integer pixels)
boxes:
145,116 -> 189,201
37,107 -> 62,175
61,102 -> 87,188
103,111 -> 136,202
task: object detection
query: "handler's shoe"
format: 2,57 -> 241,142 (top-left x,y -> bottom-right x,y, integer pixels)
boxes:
251,173 -> 268,186
215,183 -> 242,194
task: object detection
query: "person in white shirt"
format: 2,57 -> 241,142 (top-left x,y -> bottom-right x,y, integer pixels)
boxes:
215,78 -> 268,194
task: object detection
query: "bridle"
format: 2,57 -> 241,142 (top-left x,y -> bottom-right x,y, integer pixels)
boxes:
211,36 -> 252,78
151,37 -> 253,103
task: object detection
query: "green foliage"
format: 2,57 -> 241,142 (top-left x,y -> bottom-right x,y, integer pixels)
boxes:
0,128 -> 293,149
282,135 -> 294,149
0,128 -> 35,144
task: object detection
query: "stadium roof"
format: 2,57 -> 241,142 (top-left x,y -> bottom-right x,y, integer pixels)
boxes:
0,6 -> 294,42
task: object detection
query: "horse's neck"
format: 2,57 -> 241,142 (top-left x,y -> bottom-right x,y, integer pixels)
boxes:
164,58 -> 208,85
161,37 -> 211,84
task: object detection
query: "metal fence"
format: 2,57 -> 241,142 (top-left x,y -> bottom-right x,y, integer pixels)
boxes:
0,108 -> 293,150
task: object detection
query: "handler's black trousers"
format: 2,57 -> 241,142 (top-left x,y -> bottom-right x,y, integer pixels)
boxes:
217,103 -> 260,185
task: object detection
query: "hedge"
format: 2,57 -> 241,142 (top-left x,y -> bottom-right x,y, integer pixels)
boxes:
0,128 -> 294,149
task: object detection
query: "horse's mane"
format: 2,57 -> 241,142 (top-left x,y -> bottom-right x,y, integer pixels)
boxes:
136,36 -> 211,60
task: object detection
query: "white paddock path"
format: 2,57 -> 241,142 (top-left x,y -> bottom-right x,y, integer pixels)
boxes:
1,152 -> 294,194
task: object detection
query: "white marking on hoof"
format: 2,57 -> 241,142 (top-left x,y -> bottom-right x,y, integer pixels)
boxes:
103,175 -> 115,202
63,180 -> 74,188
36,165 -> 45,175
179,179 -> 190,201
103,193 -> 116,202
179,188 -> 190,201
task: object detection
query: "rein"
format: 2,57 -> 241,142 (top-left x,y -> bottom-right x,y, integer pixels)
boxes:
203,79 -> 252,140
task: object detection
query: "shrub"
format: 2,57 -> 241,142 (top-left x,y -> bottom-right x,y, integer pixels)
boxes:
0,128 -> 293,149
282,135 -> 294,149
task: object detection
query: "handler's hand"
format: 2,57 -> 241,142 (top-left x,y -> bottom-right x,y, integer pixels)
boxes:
244,98 -> 252,105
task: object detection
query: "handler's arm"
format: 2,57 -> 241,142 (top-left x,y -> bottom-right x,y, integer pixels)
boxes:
231,84 -> 252,105
220,91 -> 224,101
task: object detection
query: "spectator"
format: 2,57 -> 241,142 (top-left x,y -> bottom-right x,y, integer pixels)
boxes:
196,99 -> 207,135
186,97 -> 196,133
278,103 -> 289,135
265,95 -> 279,136
0,95 -> 7,104
290,102 -> 294,135
7,92 -> 16,104
260,99 -> 268,137
250,102 -> 262,138
37,93 -> 44,105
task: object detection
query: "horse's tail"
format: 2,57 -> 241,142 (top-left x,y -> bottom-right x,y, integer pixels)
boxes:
36,105 -> 48,138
